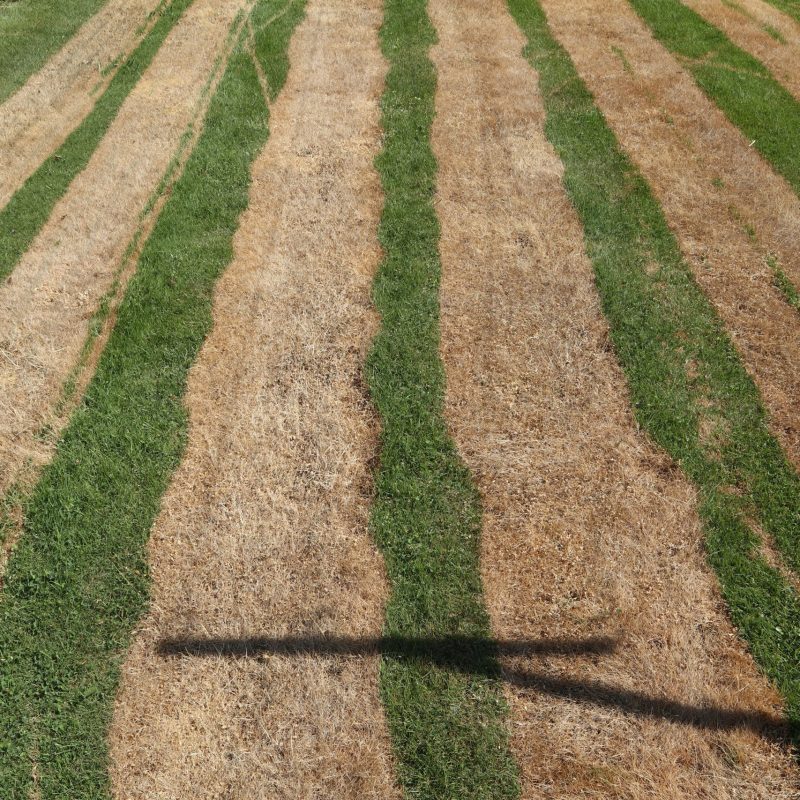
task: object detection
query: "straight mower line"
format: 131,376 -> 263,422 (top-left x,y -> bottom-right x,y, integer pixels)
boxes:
507,0 -> 800,742
0,1 -> 305,796
0,0 -> 109,104
366,0 -> 520,797
627,0 -> 800,203
0,0 -> 196,284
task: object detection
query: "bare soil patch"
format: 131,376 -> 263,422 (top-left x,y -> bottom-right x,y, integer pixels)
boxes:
107,1 -> 398,797
0,0 -> 247,500
541,0 -> 800,472
0,0 -> 163,209
431,0 -> 800,796
684,0 -> 800,101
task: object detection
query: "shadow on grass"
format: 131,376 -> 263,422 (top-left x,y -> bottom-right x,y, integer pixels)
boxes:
157,633 -> 789,739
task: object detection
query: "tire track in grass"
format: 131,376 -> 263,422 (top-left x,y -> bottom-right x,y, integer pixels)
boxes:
0,0 -> 166,210
0,0 -> 109,104
0,0 -> 196,283
432,0 -> 800,794
0,2 -> 298,795
628,0 -> 800,200
538,0 -> 800,482
507,0 -> 800,746
0,0 -> 246,506
366,1 -> 521,797
683,0 -> 800,101
109,3 -> 400,795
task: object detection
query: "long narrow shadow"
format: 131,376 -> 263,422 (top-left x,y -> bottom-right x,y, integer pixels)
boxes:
157,634 -> 789,740
157,633 -> 615,660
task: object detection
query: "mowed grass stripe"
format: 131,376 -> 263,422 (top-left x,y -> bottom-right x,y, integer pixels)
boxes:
761,0 -> 800,24
507,0 -> 800,738
0,2 -> 301,796
628,0 -> 800,200
0,0 -> 109,104
0,0 -> 194,284
367,1 -> 520,797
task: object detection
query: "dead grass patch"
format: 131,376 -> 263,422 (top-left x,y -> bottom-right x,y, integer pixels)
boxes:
0,0 -> 248,502
540,0 -> 800,471
0,0 -> 164,209
108,1 -> 399,796
431,0 -> 799,795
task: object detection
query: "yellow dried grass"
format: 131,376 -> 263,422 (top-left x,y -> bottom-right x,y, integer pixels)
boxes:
684,0 -> 800,101
0,0 -> 163,208
108,2 -> 399,796
431,0 -> 799,795
540,0 -> 800,472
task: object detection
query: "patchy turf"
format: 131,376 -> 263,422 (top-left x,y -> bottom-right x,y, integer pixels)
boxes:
0,2 -> 302,795
761,0 -> 800,24
507,0 -> 800,743
365,0 -> 521,797
0,0 -> 110,104
770,255 -> 800,314
0,0 -> 196,285
628,0 -> 800,199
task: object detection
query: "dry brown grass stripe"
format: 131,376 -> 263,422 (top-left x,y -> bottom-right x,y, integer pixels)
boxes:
538,0 -> 800,476
431,0 -> 800,795
0,0 -> 250,506
108,1 -> 400,796
0,4 -> 249,587
0,0 -> 166,209
684,0 -> 800,101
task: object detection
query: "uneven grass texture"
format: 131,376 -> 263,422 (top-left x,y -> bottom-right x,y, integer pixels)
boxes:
366,1 -> 520,797
0,0 -> 164,210
0,0 -> 245,503
684,0 -> 800,101
628,0 -> 800,199
432,0 -> 799,796
0,0 -> 108,104
507,0 -> 800,744
761,0 -> 800,23
0,5 -> 289,796
109,1 -> 400,796
535,0 -> 800,519
0,0 -> 194,284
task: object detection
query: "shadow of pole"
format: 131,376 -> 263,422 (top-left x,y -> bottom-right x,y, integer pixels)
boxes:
157,633 -> 789,740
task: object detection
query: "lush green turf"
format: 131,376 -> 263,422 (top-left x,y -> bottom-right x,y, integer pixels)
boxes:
507,0 -> 800,741
0,2 -> 304,796
628,0 -> 800,201
0,0 -> 192,285
366,1 -> 521,797
0,0 -> 110,104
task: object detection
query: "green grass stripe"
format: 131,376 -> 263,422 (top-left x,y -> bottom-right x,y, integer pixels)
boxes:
628,0 -> 800,200
367,1 -> 521,797
0,0 -> 193,285
769,255 -> 800,314
0,0 -> 110,104
507,0 -> 800,740
0,2 -> 305,796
